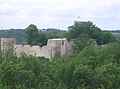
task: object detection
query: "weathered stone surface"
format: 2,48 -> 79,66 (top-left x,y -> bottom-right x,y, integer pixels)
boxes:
0,38 -> 16,51
0,38 -> 74,59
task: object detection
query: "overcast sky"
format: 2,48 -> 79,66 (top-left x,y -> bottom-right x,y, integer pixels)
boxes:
0,0 -> 120,30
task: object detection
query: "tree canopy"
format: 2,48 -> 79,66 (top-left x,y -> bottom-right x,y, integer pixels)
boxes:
66,21 -> 116,45
0,21 -> 119,89
66,21 -> 117,53
0,42 -> 120,89
25,24 -> 40,45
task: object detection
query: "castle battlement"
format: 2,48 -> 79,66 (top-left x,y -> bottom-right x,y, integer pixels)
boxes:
0,38 -> 74,59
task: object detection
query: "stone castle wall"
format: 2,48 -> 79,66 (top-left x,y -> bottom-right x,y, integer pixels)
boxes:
0,38 -> 16,51
0,38 -> 74,59
14,45 -> 50,59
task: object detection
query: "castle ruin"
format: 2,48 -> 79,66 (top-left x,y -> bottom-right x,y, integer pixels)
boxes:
0,38 -> 74,59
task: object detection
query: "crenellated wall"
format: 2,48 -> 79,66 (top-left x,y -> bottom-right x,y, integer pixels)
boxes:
0,38 -> 74,59
14,45 -> 50,59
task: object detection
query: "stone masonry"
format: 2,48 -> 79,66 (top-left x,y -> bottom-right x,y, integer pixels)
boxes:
0,38 -> 74,59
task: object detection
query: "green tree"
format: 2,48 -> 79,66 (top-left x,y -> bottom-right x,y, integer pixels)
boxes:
73,34 -> 90,53
66,21 -> 116,45
38,33 -> 47,46
66,21 -> 95,40
102,32 -> 117,44
25,24 -> 47,46
25,24 -> 39,45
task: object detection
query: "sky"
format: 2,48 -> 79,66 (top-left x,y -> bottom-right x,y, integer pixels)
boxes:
0,0 -> 120,30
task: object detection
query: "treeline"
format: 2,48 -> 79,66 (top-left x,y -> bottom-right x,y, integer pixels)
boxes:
25,24 -> 66,46
24,21 -> 117,49
0,29 -> 26,44
0,28 -> 66,44
104,30 -> 120,33
0,42 -> 120,89
64,21 -> 117,53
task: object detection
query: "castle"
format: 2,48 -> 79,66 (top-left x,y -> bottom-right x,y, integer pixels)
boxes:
0,38 -> 74,60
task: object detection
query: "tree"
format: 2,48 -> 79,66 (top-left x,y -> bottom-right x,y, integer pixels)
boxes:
25,24 -> 39,45
66,21 -> 116,45
25,24 -> 47,46
102,32 -> 117,44
38,33 -> 47,46
73,34 -> 90,53
66,21 -> 95,40
0,42 -> 120,89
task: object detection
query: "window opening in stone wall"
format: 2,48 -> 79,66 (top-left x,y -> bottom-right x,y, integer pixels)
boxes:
62,41 -> 64,45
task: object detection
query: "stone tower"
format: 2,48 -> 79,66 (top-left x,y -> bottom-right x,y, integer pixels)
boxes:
0,38 -> 16,51
47,38 -> 74,59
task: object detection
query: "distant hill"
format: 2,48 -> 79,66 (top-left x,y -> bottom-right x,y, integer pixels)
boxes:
0,28 -> 66,44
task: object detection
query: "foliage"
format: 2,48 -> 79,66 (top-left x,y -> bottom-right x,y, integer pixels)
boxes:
25,25 -> 66,46
0,29 -> 26,44
25,24 -> 40,46
38,33 -> 47,46
0,42 -> 120,89
66,21 -> 117,53
66,21 -> 116,44
0,28 -> 66,45
0,21 -> 119,89
102,32 -> 117,44
73,34 -> 91,53
41,28 -> 66,36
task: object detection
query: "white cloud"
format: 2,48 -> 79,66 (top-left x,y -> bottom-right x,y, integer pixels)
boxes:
0,4 -> 15,15
0,0 -> 120,30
